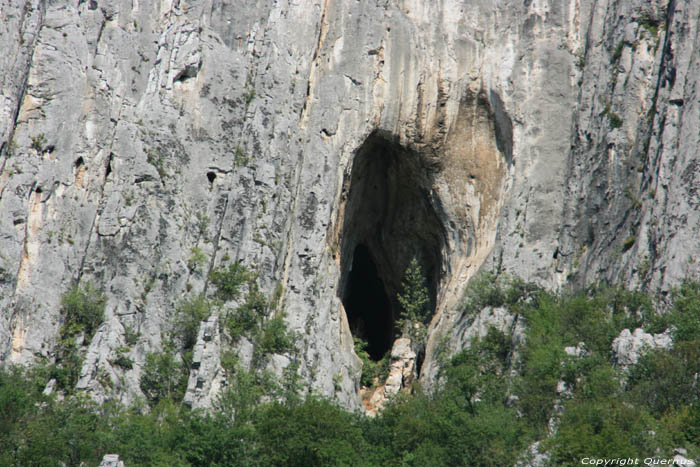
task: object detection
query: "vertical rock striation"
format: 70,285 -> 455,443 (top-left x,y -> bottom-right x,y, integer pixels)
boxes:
0,0 -> 696,408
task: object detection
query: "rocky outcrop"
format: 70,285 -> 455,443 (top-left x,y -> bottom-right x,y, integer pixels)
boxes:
422,305 -> 525,385
183,315 -> 224,409
365,336 -> 416,416
612,327 -> 673,372
99,454 -> 124,467
0,0 -> 697,410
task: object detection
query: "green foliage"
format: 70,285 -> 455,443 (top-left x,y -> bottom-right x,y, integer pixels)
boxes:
51,283 -> 107,392
603,102 -> 624,129
2,278 -> 700,465
245,88 -> 256,105
175,293 -> 213,350
639,11 -> 662,36
462,271 -> 538,317
575,48 -> 586,69
396,257 -> 431,343
548,396 -> 660,464
255,398 -> 369,466
111,346 -> 134,370
223,281 -> 266,342
397,258 -> 430,324
30,133 -> 47,151
622,235 -> 636,252
258,312 -> 296,356
215,360 -> 278,423
612,41 -> 625,62
139,345 -> 188,407
187,247 -> 207,273
209,261 -> 250,301
234,145 -> 249,166
123,323 -> 140,346
667,281 -> 700,341
354,337 -> 390,388
195,213 -> 209,236
60,282 -> 106,343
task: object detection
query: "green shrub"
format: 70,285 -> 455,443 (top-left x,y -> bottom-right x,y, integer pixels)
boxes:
139,346 -> 188,407
30,134 -> 46,151
223,282 -> 266,342
60,282 -> 106,342
397,258 -> 430,324
187,247 -> 207,273
354,337 -> 390,388
548,397 -> 660,463
215,363 -> 278,424
175,294 -> 212,350
258,312 -> 295,356
609,111 -> 623,128
622,235 -> 636,252
210,262 -> 250,301
612,41 -> 625,62
255,398 -> 368,466
111,347 -> 134,370
461,271 -> 538,318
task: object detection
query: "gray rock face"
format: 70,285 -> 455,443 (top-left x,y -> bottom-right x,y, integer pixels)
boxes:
0,0 -> 697,408
183,315 -> 223,410
612,327 -> 673,372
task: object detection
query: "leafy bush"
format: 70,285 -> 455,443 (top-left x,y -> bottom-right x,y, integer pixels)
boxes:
175,294 -> 212,350
210,262 -> 250,301
50,283 -> 107,392
111,347 -> 134,370
258,312 -> 295,356
2,279 -> 699,465
187,247 -> 207,273
396,257 -> 431,345
139,346 -> 188,407
255,398 -> 369,466
60,282 -> 106,342
354,337 -> 390,388
462,271 -> 538,318
223,282 -> 266,342
214,361 -> 278,423
30,133 -> 47,151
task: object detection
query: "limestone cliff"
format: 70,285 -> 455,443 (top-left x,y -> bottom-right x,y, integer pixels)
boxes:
0,0 -> 697,409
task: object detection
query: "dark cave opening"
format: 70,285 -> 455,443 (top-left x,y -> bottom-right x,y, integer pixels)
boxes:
338,132 -> 445,363
344,244 -> 393,361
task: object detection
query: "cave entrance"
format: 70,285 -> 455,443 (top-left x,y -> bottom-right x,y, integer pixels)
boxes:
338,132 -> 445,362
344,244 -> 393,360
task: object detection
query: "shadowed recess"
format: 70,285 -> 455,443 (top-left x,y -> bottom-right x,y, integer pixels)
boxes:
339,132 -> 445,362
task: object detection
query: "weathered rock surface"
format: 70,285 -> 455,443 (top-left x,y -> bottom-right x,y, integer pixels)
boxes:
612,327 -> 673,372
183,315 -> 223,409
99,454 -> 124,467
365,336 -> 416,416
0,0 -> 698,409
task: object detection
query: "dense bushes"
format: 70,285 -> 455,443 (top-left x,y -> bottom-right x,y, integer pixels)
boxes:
2,276 -> 699,465
139,344 -> 189,407
59,282 -> 106,342
50,282 -> 107,392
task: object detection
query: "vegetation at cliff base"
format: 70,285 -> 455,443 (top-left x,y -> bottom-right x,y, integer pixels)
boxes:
1,277 -> 699,465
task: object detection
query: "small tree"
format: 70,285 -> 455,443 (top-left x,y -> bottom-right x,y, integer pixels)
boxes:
175,294 -> 212,350
60,282 -> 106,342
139,344 -> 188,407
210,262 -> 250,302
396,257 -> 430,339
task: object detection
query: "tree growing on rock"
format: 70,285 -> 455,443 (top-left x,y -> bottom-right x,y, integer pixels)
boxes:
396,257 -> 430,342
